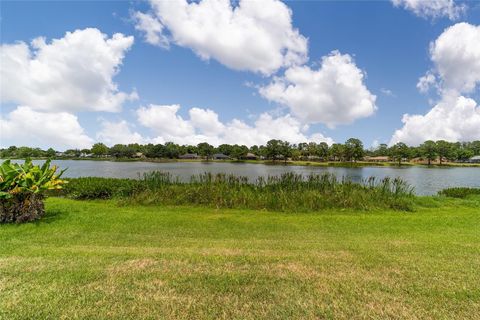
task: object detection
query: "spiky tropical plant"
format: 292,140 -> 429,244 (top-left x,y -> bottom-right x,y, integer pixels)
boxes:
0,159 -> 66,223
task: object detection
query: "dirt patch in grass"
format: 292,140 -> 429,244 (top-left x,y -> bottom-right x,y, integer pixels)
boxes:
109,258 -> 158,274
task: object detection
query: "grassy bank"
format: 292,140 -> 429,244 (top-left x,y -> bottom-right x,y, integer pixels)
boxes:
1,196 -> 479,319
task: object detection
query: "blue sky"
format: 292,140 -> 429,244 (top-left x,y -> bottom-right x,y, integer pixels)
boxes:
1,0 -> 480,150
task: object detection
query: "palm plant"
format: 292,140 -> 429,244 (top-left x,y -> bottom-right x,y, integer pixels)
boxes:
0,159 -> 66,223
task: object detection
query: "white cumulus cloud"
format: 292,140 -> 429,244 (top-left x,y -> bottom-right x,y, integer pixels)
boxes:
0,106 -> 93,149
223,113 -> 334,146
259,51 -> 377,128
96,120 -> 144,145
426,22 -> 480,94
133,11 -> 169,48
0,28 -> 136,113
392,23 -> 480,145
133,104 -> 333,146
390,95 -> 480,145
188,107 -> 226,136
417,71 -> 438,93
391,0 -> 466,20
134,0 -> 308,75
137,104 -> 195,138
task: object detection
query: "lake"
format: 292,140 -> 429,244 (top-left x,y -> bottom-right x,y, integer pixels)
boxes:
16,159 -> 480,195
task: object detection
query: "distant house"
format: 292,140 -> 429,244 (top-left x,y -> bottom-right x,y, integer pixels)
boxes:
411,157 -> 448,165
469,155 -> 480,163
364,156 -> 390,162
212,153 -> 230,160
80,152 -> 92,158
133,152 -> 145,158
244,153 -> 258,160
179,153 -> 199,159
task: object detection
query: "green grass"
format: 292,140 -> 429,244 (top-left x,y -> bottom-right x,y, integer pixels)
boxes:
1,196 -> 479,319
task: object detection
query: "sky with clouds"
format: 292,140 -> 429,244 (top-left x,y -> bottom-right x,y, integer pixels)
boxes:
1,0 -> 480,150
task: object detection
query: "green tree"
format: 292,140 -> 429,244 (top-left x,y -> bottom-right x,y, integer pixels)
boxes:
230,145 -> 248,160
258,145 -> 268,159
456,148 -> 474,162
64,149 -> 81,158
109,144 -> 135,158
317,142 -> 329,161
144,144 -> 166,158
374,143 -> 389,156
17,147 -> 33,158
7,146 -> 18,156
344,138 -> 364,162
389,142 -> 410,165
217,144 -> 233,156
197,142 -> 214,160
291,148 -> 302,161
436,140 -> 453,165
45,148 -> 56,158
164,142 -> 180,159
279,141 -> 292,164
435,140 -> 452,165
329,143 -> 344,161
297,142 -> 309,160
265,139 -> 282,161
470,141 -> 480,155
420,140 -> 437,165
305,142 -> 317,159
91,143 -> 109,157
249,145 -> 260,157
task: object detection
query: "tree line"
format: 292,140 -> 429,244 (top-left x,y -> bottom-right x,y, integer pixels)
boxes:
1,139 -> 480,163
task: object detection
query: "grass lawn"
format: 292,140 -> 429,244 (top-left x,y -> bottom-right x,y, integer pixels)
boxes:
1,197 -> 479,319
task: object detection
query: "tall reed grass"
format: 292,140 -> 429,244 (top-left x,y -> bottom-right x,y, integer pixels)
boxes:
438,187 -> 480,198
62,172 -> 415,211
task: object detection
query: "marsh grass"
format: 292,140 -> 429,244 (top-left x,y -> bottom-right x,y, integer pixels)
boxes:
438,187 -> 480,198
63,172 -> 414,211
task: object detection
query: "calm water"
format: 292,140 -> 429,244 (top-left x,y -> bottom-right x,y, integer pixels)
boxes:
16,159 -> 480,195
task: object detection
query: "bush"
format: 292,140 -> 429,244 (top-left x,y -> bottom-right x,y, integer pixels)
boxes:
0,159 -> 66,223
438,187 -> 480,198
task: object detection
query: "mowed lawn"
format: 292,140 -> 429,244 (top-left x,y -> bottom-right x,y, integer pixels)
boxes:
1,198 -> 479,319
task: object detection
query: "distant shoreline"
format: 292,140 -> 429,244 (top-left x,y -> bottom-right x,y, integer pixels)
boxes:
5,157 -> 480,168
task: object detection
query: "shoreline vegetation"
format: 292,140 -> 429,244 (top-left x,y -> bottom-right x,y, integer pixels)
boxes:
5,156 -> 480,168
2,138 -> 480,168
60,172 -> 416,211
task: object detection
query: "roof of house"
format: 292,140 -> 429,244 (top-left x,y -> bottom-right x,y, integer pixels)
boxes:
470,155 -> 480,160
213,153 -> 229,158
179,153 -> 198,158
245,153 -> 257,157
